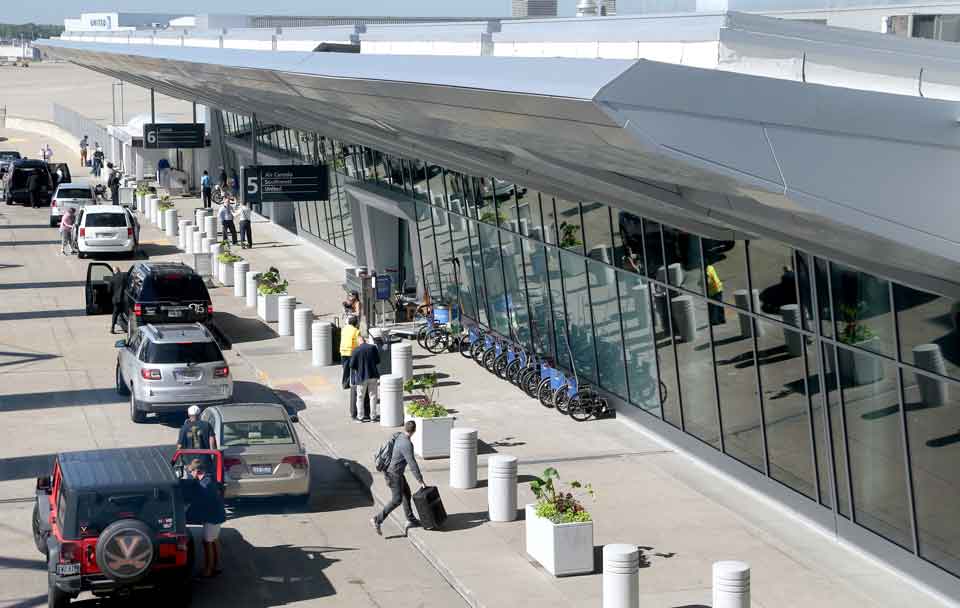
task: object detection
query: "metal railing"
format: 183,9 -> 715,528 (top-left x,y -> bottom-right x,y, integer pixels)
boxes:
52,103 -> 109,151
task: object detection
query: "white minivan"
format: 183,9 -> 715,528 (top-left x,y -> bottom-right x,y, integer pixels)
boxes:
49,183 -> 94,227
76,205 -> 137,259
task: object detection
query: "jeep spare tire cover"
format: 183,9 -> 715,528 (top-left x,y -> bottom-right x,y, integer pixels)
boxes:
95,519 -> 155,582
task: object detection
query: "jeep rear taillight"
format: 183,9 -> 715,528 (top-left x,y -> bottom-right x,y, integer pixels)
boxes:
59,540 -> 79,564
141,369 -> 161,380
214,366 -> 229,378
134,303 -> 142,317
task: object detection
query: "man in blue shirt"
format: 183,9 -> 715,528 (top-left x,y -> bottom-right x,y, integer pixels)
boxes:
185,460 -> 226,577
201,170 -> 212,209
177,405 -> 217,450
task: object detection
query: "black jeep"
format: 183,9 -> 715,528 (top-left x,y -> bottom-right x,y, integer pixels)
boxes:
33,446 -> 222,607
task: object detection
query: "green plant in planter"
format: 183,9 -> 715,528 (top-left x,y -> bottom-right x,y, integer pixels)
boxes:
255,266 -> 288,296
135,185 -> 151,197
558,222 -> 582,249
403,372 -> 448,417
217,243 -> 242,264
531,467 -> 594,524
838,302 -> 877,345
479,209 -> 507,225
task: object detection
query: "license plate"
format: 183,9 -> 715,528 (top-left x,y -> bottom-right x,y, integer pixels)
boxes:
251,465 -> 273,475
98,232 -> 116,238
56,563 -> 80,576
167,310 -> 182,318
174,370 -> 201,381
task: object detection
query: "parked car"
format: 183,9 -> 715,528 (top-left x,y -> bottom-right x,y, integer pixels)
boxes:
75,205 -> 137,258
200,403 -> 310,501
32,446 -> 221,607
49,183 -> 94,227
48,162 -> 72,187
2,158 -> 53,205
100,262 -> 212,336
0,150 -> 21,180
115,323 -> 233,422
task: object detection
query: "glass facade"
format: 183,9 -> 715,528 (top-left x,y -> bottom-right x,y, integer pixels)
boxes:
219,110 -> 960,581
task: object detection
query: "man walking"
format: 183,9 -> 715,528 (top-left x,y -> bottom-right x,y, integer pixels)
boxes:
350,332 -> 381,422
26,169 -> 42,208
109,267 -> 126,333
184,460 -> 226,578
177,405 -> 217,450
92,143 -> 104,177
339,316 -> 360,396
371,420 -> 425,536
237,201 -> 253,249
79,135 -> 89,167
201,170 -> 212,208
218,199 -> 238,245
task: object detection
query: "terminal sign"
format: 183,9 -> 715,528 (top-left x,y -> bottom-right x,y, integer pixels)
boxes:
143,123 -> 206,149
243,164 -> 329,204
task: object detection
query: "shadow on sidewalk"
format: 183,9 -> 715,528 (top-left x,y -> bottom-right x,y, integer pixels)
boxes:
438,510 -> 488,532
139,243 -> 182,257
214,312 -> 278,344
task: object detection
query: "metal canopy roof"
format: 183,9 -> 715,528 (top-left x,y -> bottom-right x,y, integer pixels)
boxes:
36,38 -> 960,296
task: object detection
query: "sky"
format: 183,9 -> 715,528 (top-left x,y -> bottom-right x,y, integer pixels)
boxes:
6,1 -> 579,25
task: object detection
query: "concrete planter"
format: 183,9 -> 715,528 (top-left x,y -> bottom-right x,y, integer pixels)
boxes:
838,337 -> 884,386
257,292 -> 283,323
219,261 -> 235,287
405,413 -> 455,459
524,504 -> 594,577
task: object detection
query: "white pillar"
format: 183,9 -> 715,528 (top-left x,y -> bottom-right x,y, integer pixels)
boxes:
192,229 -> 203,257
164,209 -> 177,238
204,215 -> 216,241
914,344 -> 949,406
278,296 -> 296,336
246,271 -> 258,308
312,321 -> 333,367
713,561 -> 750,608
379,374 -> 404,427
294,307 -> 313,351
449,427 -> 478,489
670,295 -> 696,342
210,242 -> 221,283
392,341 -> 413,382
487,455 -> 518,522
194,207 -> 210,227
733,289 -> 762,338
781,304 -> 803,356
184,226 -> 196,254
122,142 -> 132,175
135,149 -> 144,180
603,544 -> 640,608
234,261 -> 249,298
177,220 -> 191,250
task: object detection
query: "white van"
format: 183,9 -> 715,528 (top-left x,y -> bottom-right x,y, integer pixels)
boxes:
76,205 -> 137,259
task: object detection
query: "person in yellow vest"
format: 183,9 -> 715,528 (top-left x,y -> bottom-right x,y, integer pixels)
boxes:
706,264 -> 725,325
340,315 -> 361,392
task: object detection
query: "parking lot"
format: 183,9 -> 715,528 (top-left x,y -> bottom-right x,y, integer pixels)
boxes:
0,128 -> 463,607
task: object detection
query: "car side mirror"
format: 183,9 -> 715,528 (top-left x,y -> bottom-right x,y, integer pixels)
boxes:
114,339 -> 127,348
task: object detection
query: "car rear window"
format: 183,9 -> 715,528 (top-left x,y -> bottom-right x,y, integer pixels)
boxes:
222,420 -> 294,447
84,213 -> 128,228
76,491 -> 176,535
57,188 -> 92,199
141,341 -> 223,364
144,273 -> 210,301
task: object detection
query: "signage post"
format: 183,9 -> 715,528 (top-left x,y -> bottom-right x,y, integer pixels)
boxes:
242,164 -> 330,204
143,123 -> 206,149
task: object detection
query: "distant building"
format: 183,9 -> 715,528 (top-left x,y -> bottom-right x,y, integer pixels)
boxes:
511,0 -> 559,18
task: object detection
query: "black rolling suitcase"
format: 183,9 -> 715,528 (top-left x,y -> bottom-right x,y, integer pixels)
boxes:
332,318 -> 342,363
412,486 -> 447,530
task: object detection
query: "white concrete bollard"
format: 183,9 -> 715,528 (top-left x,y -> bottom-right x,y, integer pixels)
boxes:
194,208 -> 210,227
713,561 -> 750,608
201,237 -> 212,263
914,344 -> 949,406
204,215 -> 216,241
312,321 -> 333,367
178,220 -> 191,250
191,229 -> 203,257
449,427 -> 478,489
164,209 -> 177,237
246,271 -> 258,308
603,544 -> 640,608
670,295 -> 697,342
209,242 -> 221,281
145,195 -> 157,221
379,374 -> 404,427
487,455 -> 518,522
781,304 -> 803,356
294,307 -> 313,351
158,206 -> 167,231
733,289 -> 763,338
278,296 -> 296,336
234,261 -> 249,298
185,227 -> 197,254
392,341 -> 413,382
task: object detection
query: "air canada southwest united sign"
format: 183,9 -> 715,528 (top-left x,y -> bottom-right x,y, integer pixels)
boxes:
243,164 -> 330,204
143,123 -> 206,149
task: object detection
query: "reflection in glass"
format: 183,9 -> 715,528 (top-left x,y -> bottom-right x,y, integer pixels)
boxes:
674,291 -> 720,448
662,226 -> 703,294
806,344 -> 832,508
705,239 -> 748,308
643,220 -> 665,282
822,344 -> 851,518
525,242 -> 554,356
614,210 -> 645,274
560,251 -> 596,382
501,232 -> 531,346
831,262 -> 894,358
477,222 -> 509,335
894,283 -> 960,381
712,305 -> 764,471
755,318 -> 817,500
546,247 -> 570,370
431,208 -> 456,305
581,202 -> 613,264
588,260 -> 627,398
450,211 -> 479,321
751,239 -> 798,324
619,271 -> 661,416
839,347 -> 912,549
416,201 -> 442,300
553,198 -> 584,255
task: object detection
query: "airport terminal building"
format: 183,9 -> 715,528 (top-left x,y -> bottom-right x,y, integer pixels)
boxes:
39,8 -> 960,600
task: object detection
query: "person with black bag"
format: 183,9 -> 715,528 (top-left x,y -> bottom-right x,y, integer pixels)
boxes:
371,420 -> 425,536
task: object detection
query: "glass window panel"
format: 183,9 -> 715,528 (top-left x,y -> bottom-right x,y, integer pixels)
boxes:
546,247 -> 570,369
614,209 -> 645,274
704,239 -> 748,309
672,290 -> 720,448
795,251 -> 817,332
839,347 -> 912,549
502,233 -> 532,346
467,220 -> 489,328
495,184 -> 522,233
581,202 -> 613,264
444,170 -> 467,214
559,250 -> 596,382
806,344 -> 833,509
619,270 -> 661,416
814,257 -> 833,339
525,242 -> 554,357
831,262 -> 894,358
432,207 -> 456,303
553,198 -> 584,255
662,226 -> 703,294
301,200 -> 314,236
416,201 -> 442,300
514,186 -> 540,240
643,219 -> 665,282
904,371 -> 960,576
894,283 -> 960,381
449,212 -> 479,321
315,200 -> 330,244
422,164 -> 444,207
657,315 -> 682,429
588,260 -> 627,398
822,343 -> 852,518
751,239 -> 800,325
477,222 -> 509,335
476,177 -> 501,226
711,303 -> 764,472
755,318 -> 817,500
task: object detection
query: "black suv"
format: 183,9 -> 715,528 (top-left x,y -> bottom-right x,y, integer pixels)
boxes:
115,262 -> 214,336
33,447 -> 223,607
3,159 -> 54,206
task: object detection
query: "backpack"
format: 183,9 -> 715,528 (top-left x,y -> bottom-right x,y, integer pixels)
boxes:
374,432 -> 401,472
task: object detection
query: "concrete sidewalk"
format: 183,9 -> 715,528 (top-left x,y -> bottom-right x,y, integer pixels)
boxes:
148,195 -> 952,608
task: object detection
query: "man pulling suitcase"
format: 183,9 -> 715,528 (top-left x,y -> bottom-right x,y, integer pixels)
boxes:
372,420 -> 427,536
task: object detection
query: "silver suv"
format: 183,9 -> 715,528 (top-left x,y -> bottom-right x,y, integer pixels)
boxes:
115,323 -> 233,423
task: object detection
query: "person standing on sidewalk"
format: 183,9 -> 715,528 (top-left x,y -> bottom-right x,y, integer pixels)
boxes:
108,167 -> 121,206
218,199 -> 238,245
350,334 -> 381,422
80,135 -> 89,167
201,170 -> 212,208
371,420 -> 425,536
177,405 -> 217,450
237,201 -> 253,249
92,143 -> 104,177
339,316 -> 360,393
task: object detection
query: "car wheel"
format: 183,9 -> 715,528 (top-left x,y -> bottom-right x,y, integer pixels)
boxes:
47,584 -> 71,608
130,391 -> 146,423
32,502 -> 49,557
116,363 -> 129,396
77,251 -> 86,259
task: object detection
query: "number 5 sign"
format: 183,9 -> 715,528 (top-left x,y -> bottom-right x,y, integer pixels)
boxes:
241,166 -> 261,204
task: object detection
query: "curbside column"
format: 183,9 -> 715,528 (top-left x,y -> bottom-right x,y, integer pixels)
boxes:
164,209 -> 178,238
487,454 -> 518,522
294,307 -> 313,351
312,321 -> 332,366
177,219 -> 191,250
670,294 -> 696,342
781,304 -> 803,356
191,228 -> 203,257
391,341 -> 413,382
203,215 -> 216,241
713,561 -> 750,608
234,261 -> 249,298
914,344 -> 949,406
209,242 -> 221,281
278,296 -> 296,336
379,374 -> 404,427
603,544 -> 640,608
245,271 -> 258,308
449,427 -> 478,489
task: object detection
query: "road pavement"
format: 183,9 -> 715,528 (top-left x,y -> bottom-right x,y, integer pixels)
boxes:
0,128 -> 464,607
